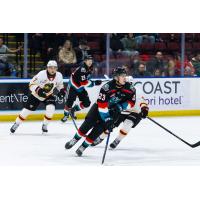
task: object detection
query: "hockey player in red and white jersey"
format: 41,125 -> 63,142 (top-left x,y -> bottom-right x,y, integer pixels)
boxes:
92,80 -> 149,149
10,60 -> 65,134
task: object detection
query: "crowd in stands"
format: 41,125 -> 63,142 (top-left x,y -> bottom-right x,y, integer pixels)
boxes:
1,33 -> 200,78
0,38 -> 22,77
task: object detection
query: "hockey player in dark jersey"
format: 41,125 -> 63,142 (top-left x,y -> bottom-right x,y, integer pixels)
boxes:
91,93 -> 149,149
64,67 -> 136,156
61,55 -> 102,122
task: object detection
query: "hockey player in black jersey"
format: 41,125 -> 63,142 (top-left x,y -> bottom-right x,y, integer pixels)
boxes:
61,55 -> 102,122
64,67 -> 136,156
91,81 -> 149,149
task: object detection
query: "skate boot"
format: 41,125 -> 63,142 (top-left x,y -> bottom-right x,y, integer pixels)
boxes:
75,145 -> 87,157
10,122 -> 19,134
61,109 -> 70,122
110,138 -> 121,149
65,138 -> 79,149
42,124 -> 48,134
91,137 -> 104,146
61,115 -> 69,122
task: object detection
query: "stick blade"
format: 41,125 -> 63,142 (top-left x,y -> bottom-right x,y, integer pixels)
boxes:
192,141 -> 200,148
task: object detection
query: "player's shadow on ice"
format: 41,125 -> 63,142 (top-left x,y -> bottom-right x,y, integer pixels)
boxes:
93,145 -> 185,154
10,133 -> 67,137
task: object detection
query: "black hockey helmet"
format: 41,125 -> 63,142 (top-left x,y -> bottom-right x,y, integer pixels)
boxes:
84,55 -> 93,60
112,67 -> 127,78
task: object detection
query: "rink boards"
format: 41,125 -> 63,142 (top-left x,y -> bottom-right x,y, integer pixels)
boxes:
0,77 -> 200,121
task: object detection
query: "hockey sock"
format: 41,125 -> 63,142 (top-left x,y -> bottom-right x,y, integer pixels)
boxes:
16,108 -> 32,124
117,119 -> 133,141
117,129 -> 128,141
43,104 -> 55,125
74,129 -> 86,140
82,137 -> 94,148
99,132 -> 108,140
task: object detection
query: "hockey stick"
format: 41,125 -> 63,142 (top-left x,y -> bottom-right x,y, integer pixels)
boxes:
101,130 -> 111,165
69,112 -> 79,132
147,117 -> 200,148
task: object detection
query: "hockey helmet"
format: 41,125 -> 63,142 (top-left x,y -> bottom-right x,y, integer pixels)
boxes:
84,55 -> 93,60
112,67 -> 127,78
47,60 -> 58,68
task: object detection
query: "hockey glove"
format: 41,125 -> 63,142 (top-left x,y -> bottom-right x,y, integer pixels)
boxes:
140,106 -> 149,119
105,118 -> 115,132
57,88 -> 66,98
109,104 -> 122,117
37,88 -> 47,98
93,80 -> 102,86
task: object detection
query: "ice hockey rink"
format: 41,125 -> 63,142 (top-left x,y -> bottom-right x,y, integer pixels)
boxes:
0,116 -> 200,166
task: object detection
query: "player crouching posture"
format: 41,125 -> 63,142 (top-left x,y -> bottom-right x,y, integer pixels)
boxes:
92,87 -> 149,149
10,60 -> 65,134
64,67 -> 136,156
61,55 -> 102,122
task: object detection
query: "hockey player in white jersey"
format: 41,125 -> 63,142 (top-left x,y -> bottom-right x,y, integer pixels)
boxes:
92,84 -> 149,149
10,60 -> 65,134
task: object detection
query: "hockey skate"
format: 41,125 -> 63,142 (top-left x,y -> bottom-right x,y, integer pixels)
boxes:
110,138 -> 121,149
10,122 -> 19,134
91,137 -> 104,146
42,124 -> 48,134
61,115 -> 69,122
65,138 -> 79,149
75,145 -> 86,157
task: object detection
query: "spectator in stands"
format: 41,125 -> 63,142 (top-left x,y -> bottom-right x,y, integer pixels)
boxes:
0,38 -> 21,76
58,40 -> 77,77
189,52 -> 200,76
134,33 -> 157,47
42,34 -> 57,63
146,51 -> 166,74
153,69 -> 162,77
133,62 -> 152,78
110,33 -> 124,58
130,52 -> 141,74
75,39 -> 90,64
184,66 -> 194,77
121,33 -> 139,57
164,60 -> 176,77
30,33 -> 44,55
0,38 -> 21,54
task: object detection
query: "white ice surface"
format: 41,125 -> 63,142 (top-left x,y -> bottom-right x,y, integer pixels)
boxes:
1,117 -> 200,166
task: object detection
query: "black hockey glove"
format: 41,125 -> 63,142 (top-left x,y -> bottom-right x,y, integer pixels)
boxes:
93,80 -> 102,86
109,104 -> 122,117
37,88 -> 47,98
140,106 -> 149,119
105,118 -> 115,132
57,88 -> 66,98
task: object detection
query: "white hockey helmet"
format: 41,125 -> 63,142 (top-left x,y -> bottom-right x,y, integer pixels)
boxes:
47,60 -> 58,68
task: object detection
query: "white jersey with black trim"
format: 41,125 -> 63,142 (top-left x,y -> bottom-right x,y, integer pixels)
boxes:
29,70 -> 64,101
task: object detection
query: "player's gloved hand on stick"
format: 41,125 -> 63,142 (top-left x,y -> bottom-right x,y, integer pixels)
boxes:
110,104 -> 122,116
37,88 -> 47,98
93,80 -> 102,86
57,88 -> 66,98
140,106 -> 149,119
105,118 -> 115,132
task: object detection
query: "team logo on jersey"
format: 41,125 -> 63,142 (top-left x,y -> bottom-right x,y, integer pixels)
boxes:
81,67 -> 86,73
102,84 -> 109,91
